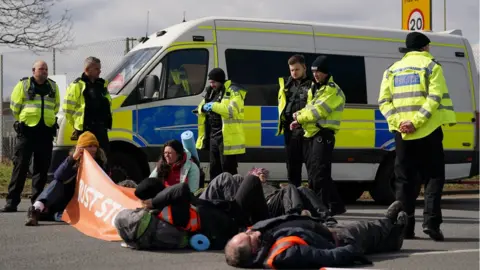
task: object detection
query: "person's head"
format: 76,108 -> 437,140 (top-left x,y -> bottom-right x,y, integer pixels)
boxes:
162,139 -> 185,165
32,60 -> 48,83
84,56 -> 102,81
225,230 -> 262,267
208,68 -> 226,89
311,55 -> 329,83
76,131 -> 99,157
288,54 -> 307,80
247,167 -> 270,183
405,32 -> 431,52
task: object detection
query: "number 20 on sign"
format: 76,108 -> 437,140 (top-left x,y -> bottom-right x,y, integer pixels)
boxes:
401,0 -> 432,31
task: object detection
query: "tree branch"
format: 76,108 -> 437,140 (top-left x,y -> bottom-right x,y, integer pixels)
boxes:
0,0 -> 73,51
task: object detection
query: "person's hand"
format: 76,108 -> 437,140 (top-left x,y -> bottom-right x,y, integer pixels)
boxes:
258,173 -> 267,183
72,147 -> 84,160
292,111 -> 299,121
202,102 -> 214,112
142,199 -> 153,209
399,121 -> 416,134
290,120 -> 300,130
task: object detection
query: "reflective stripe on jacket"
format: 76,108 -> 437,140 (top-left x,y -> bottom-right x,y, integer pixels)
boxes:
195,80 -> 247,155
157,205 -> 201,232
296,76 -> 345,137
62,78 -> 112,131
264,236 -> 308,269
10,77 -> 60,127
378,51 -> 456,140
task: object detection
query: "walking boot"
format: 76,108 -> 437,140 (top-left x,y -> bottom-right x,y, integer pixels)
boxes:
25,206 -> 40,226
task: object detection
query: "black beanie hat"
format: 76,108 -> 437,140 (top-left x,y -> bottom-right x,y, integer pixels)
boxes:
406,32 -> 431,50
208,68 -> 226,83
135,177 -> 164,200
311,55 -> 329,74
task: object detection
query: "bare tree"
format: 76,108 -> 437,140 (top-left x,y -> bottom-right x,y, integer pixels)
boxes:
0,0 -> 73,51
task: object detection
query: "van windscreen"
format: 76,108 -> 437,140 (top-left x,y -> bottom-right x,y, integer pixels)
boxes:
105,47 -> 161,94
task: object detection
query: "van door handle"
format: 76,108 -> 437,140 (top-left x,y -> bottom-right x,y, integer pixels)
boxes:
463,142 -> 471,147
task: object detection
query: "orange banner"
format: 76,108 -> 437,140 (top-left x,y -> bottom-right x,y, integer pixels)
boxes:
61,151 -> 142,241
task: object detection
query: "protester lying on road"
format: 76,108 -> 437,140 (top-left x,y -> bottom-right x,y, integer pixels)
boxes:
114,174 -> 269,250
224,201 -> 406,269
200,169 -> 336,222
148,139 -> 204,193
25,131 -> 108,226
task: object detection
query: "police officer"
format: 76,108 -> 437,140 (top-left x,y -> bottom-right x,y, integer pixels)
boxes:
195,68 -> 247,180
277,55 -> 312,187
2,60 -> 60,212
378,32 -> 456,241
63,56 -> 112,154
291,55 -> 346,216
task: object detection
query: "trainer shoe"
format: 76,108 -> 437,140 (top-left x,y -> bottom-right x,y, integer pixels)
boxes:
423,227 -> 444,242
385,200 -> 403,221
25,206 -> 40,226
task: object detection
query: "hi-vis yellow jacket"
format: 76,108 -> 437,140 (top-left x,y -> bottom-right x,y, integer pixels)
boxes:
63,77 -> 112,131
378,51 -> 456,140
10,77 -> 60,127
195,80 -> 247,155
296,76 -> 345,138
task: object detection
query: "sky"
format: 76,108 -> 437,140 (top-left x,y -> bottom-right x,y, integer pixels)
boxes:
0,0 -> 478,99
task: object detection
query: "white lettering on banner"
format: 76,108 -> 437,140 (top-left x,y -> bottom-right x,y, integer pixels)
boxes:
77,179 -> 127,226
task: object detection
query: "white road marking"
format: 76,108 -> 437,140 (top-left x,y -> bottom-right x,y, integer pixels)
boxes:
370,248 -> 480,259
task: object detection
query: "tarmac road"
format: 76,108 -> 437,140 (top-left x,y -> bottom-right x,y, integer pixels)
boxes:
0,196 -> 478,270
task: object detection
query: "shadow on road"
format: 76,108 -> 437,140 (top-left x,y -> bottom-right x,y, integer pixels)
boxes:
350,197 -> 479,212
368,249 -> 440,262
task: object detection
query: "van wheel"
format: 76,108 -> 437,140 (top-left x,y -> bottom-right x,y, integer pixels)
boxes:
336,182 -> 365,204
108,151 -> 143,184
370,154 -> 423,205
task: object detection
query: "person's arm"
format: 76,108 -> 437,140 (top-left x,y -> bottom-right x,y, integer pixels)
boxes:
63,83 -> 78,128
53,156 -> 78,183
10,81 -> 24,121
267,244 -> 366,269
186,161 -> 200,192
411,63 -> 446,129
378,70 -> 401,129
296,85 -> 344,125
151,183 -> 192,210
211,88 -> 245,119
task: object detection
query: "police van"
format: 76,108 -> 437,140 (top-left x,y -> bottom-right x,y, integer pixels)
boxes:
50,16 -> 479,205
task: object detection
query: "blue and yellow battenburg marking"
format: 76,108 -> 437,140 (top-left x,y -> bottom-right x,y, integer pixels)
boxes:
122,105 -> 396,150
106,103 -> 473,152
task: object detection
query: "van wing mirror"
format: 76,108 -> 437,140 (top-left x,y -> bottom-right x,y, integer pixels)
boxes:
144,75 -> 160,99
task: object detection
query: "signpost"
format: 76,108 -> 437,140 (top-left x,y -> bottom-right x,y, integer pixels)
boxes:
401,0 -> 432,31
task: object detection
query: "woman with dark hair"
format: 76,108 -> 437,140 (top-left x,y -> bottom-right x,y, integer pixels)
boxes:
25,131 -> 108,226
149,139 -> 200,193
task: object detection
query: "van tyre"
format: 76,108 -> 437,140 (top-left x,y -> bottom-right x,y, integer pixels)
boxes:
370,154 -> 422,205
108,152 -> 143,184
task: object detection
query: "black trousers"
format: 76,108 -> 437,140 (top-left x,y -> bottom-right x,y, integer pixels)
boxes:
209,135 -> 238,180
335,218 -> 404,254
283,125 -> 304,187
83,125 -> 110,155
267,184 -> 330,220
394,127 -> 445,230
6,132 -> 53,207
303,129 -> 344,212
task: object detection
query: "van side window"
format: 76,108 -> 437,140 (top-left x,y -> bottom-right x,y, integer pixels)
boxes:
164,49 -> 209,99
225,49 -> 368,105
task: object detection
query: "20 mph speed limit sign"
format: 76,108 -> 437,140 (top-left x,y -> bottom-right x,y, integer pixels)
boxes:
402,0 -> 432,31
408,9 -> 424,30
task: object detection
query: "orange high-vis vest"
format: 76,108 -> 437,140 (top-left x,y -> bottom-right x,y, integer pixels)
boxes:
157,205 -> 201,232
264,236 -> 308,269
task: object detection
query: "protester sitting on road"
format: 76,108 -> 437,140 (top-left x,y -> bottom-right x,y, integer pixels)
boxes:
200,168 -> 335,222
224,201 -> 406,269
115,174 -> 269,250
25,131 -> 108,226
148,139 -> 202,193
